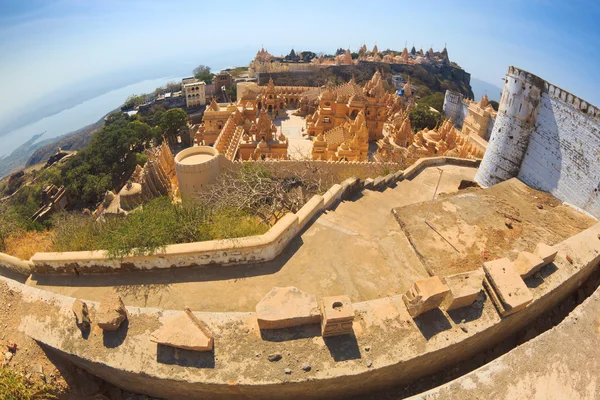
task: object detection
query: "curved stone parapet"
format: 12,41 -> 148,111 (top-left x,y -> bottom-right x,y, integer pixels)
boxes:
11,222 -> 600,399
0,251 -> 32,276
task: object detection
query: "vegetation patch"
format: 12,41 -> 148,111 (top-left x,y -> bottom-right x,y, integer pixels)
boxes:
0,366 -> 57,400
52,196 -> 268,258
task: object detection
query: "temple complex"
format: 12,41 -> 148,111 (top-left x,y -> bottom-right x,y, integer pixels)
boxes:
376,111 -> 485,162
305,71 -> 404,141
247,44 -> 457,78
195,95 -> 289,161
239,78 -> 315,113
461,94 -> 497,139
311,110 -> 370,161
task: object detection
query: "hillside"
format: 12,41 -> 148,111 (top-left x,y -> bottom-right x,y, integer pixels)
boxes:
24,119 -> 103,167
257,61 -> 473,99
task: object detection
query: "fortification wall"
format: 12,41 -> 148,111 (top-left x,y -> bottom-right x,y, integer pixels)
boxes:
29,157 -> 479,274
175,146 -> 221,196
518,92 -> 600,218
443,90 -> 468,129
476,66 -> 600,218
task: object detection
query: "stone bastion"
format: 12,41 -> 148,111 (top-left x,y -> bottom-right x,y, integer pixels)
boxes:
174,145 -> 221,197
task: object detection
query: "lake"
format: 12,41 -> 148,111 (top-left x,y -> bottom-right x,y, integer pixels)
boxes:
0,76 -> 182,159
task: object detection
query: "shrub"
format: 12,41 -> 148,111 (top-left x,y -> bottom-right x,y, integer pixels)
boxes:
51,196 -> 268,258
0,366 -> 57,400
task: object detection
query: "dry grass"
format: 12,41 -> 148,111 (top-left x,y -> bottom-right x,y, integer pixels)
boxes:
0,365 -> 57,400
4,230 -> 54,259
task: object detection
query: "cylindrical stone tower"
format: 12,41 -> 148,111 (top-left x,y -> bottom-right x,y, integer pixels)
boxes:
174,146 -> 220,198
475,67 -> 544,187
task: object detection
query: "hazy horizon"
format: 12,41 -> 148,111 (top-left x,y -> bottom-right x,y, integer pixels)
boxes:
1,0 -> 599,139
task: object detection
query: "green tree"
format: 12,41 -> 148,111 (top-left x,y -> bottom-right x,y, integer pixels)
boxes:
409,103 -> 442,132
193,64 -> 214,83
489,100 -> 499,111
159,108 -> 188,144
123,94 -> 145,110
418,92 -> 445,112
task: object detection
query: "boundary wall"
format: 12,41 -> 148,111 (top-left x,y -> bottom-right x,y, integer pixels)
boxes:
12,221 -> 600,399
25,157 -> 479,274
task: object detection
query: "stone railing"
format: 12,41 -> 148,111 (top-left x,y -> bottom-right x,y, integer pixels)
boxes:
28,157 -> 479,274
10,221 -> 600,400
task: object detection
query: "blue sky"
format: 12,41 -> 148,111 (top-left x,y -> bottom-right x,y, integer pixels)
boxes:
1,0 -> 599,127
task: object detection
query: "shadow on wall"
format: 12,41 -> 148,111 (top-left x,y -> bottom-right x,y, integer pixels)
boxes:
518,96 -> 562,194
103,319 -> 129,349
324,334 -> 362,362
260,324 -> 321,342
157,345 -> 215,369
0,265 -> 28,283
413,309 -> 452,340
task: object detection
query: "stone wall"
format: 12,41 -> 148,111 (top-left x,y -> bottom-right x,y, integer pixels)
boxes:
29,157 -> 479,274
476,66 -> 600,218
444,90 -> 495,138
518,93 -> 600,218
443,90 -> 468,129
0,252 -> 32,276
13,221 -> 600,399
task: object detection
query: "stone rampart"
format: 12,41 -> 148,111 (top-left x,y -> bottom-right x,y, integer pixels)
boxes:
12,221 -> 600,399
476,66 -> 600,217
29,157 -> 479,274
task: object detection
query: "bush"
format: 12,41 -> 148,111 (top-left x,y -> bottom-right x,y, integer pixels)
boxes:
51,196 -> 268,258
418,92 -> 445,112
409,103 -> 443,132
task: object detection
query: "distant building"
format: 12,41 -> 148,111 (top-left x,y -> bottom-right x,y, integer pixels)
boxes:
214,72 -> 233,101
182,77 -> 206,108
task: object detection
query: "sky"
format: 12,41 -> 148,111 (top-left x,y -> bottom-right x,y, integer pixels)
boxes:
1,0 -> 599,131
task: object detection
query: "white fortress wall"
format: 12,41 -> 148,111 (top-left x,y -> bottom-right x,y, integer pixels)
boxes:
518,91 -> 600,218
443,90 -> 468,129
476,66 -> 600,218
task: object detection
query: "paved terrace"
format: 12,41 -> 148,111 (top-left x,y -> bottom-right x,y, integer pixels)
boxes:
26,164 -> 595,312
27,165 -> 475,311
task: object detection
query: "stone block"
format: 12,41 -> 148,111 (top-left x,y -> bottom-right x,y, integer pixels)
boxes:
514,251 -> 545,278
320,296 -> 355,337
72,299 -> 90,330
483,258 -> 533,317
442,269 -> 485,311
96,294 -> 127,331
402,276 -> 450,318
150,309 -> 213,352
534,243 -> 558,266
256,287 -> 320,329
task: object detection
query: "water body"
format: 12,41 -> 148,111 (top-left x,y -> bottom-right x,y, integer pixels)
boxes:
0,76 -> 182,159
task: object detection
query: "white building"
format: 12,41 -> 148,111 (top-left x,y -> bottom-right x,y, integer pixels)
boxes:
182,77 -> 206,108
